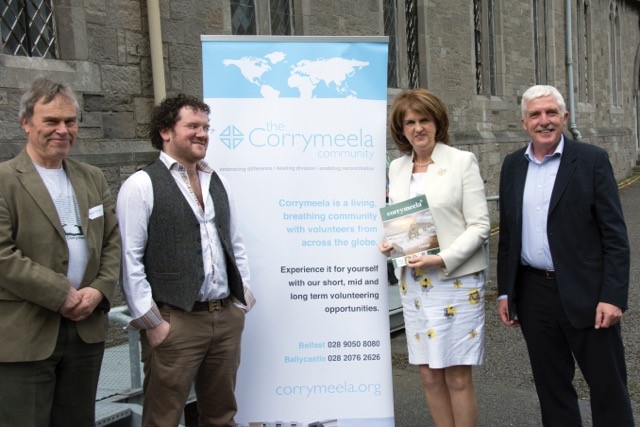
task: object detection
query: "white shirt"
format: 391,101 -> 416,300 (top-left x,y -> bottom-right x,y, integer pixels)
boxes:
498,137 -> 564,301
117,152 -> 252,329
521,137 -> 564,270
409,172 -> 427,198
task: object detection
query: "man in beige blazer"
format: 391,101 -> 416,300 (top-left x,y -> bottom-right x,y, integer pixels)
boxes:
0,78 -> 120,426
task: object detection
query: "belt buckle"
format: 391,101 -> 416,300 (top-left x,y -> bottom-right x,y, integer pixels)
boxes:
208,300 -> 223,312
545,270 -> 554,280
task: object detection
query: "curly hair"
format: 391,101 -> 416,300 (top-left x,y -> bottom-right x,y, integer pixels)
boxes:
388,89 -> 450,155
150,94 -> 211,150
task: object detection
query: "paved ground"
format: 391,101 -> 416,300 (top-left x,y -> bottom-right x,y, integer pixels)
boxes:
104,176 -> 640,426
391,177 -> 640,427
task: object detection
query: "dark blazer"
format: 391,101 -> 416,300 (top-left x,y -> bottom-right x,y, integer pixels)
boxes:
497,138 -> 629,328
0,149 -> 120,362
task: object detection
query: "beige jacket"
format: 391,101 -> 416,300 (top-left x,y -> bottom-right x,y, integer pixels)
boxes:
0,149 -> 120,362
388,143 -> 490,280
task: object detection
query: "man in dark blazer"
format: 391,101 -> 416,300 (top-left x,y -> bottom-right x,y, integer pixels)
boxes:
0,78 -> 120,426
497,85 -> 633,426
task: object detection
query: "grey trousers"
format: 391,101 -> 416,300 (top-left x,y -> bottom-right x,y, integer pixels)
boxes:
0,318 -> 105,427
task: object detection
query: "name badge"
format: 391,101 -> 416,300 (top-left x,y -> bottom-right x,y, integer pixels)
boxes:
88,204 -> 104,220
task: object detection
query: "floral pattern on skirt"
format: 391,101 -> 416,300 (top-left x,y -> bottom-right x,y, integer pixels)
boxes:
400,267 -> 485,368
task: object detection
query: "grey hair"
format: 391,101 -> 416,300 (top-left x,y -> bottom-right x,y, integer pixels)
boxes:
19,78 -> 79,122
520,85 -> 567,118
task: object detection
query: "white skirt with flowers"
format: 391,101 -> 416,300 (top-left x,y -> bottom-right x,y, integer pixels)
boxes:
400,266 -> 485,368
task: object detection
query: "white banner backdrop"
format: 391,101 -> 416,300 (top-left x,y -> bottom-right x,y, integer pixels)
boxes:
202,36 -> 392,427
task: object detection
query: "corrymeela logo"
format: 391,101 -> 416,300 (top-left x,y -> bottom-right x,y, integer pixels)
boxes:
219,125 -> 244,149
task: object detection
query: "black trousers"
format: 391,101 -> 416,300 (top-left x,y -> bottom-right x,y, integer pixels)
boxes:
516,267 -> 634,427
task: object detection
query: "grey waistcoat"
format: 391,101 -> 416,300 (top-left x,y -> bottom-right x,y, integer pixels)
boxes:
143,159 -> 246,310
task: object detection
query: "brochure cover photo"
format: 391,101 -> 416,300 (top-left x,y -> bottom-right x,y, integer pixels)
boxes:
379,194 -> 440,268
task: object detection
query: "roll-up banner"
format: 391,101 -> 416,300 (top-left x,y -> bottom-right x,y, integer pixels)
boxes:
202,36 -> 393,427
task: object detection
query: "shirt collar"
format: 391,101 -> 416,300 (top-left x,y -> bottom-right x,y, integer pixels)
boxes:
524,135 -> 564,164
159,151 -> 213,174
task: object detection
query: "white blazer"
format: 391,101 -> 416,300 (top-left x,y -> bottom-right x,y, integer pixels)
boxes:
388,143 -> 490,280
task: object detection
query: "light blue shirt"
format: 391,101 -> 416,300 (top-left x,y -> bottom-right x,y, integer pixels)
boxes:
520,137 -> 564,270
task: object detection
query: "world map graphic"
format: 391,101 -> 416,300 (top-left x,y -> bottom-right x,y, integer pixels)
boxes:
222,52 -> 370,99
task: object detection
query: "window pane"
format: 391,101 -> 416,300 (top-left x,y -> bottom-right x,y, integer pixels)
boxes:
405,0 -> 419,89
270,0 -> 292,35
26,0 -> 56,58
474,0 -> 483,94
384,0 -> 398,88
1,0 -> 57,58
1,1 -> 29,55
474,0 -> 496,96
231,0 -> 256,35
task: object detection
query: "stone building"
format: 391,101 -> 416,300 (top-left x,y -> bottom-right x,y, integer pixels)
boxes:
1,0 -> 639,200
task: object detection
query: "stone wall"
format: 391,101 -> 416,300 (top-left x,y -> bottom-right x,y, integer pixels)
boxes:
0,0 -> 638,203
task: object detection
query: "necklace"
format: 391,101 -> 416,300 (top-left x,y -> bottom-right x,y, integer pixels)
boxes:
413,159 -> 433,167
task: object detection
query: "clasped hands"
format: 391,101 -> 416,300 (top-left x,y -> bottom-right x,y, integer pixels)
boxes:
58,287 -> 103,321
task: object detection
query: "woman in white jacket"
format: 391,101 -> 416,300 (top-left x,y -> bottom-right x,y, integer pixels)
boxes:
380,89 -> 490,427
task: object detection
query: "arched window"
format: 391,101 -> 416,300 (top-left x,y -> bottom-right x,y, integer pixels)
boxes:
474,0 -> 498,96
405,0 -> 420,89
532,0 -> 549,84
610,1 -> 622,106
576,0 -> 592,103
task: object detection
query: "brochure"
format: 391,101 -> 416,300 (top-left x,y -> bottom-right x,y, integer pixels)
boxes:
379,194 -> 440,268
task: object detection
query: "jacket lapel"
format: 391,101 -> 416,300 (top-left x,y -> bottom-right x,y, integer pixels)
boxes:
15,150 -> 66,240
512,151 -> 528,230
549,138 -> 577,214
65,159 -> 90,239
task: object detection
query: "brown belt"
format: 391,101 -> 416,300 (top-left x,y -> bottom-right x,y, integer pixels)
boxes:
521,265 -> 556,280
158,298 -> 228,312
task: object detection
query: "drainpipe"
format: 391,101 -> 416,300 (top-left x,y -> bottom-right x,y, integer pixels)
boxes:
147,0 -> 166,105
565,0 -> 582,141
634,44 -> 640,152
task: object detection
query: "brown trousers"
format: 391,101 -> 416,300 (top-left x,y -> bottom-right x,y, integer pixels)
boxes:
140,303 -> 245,427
